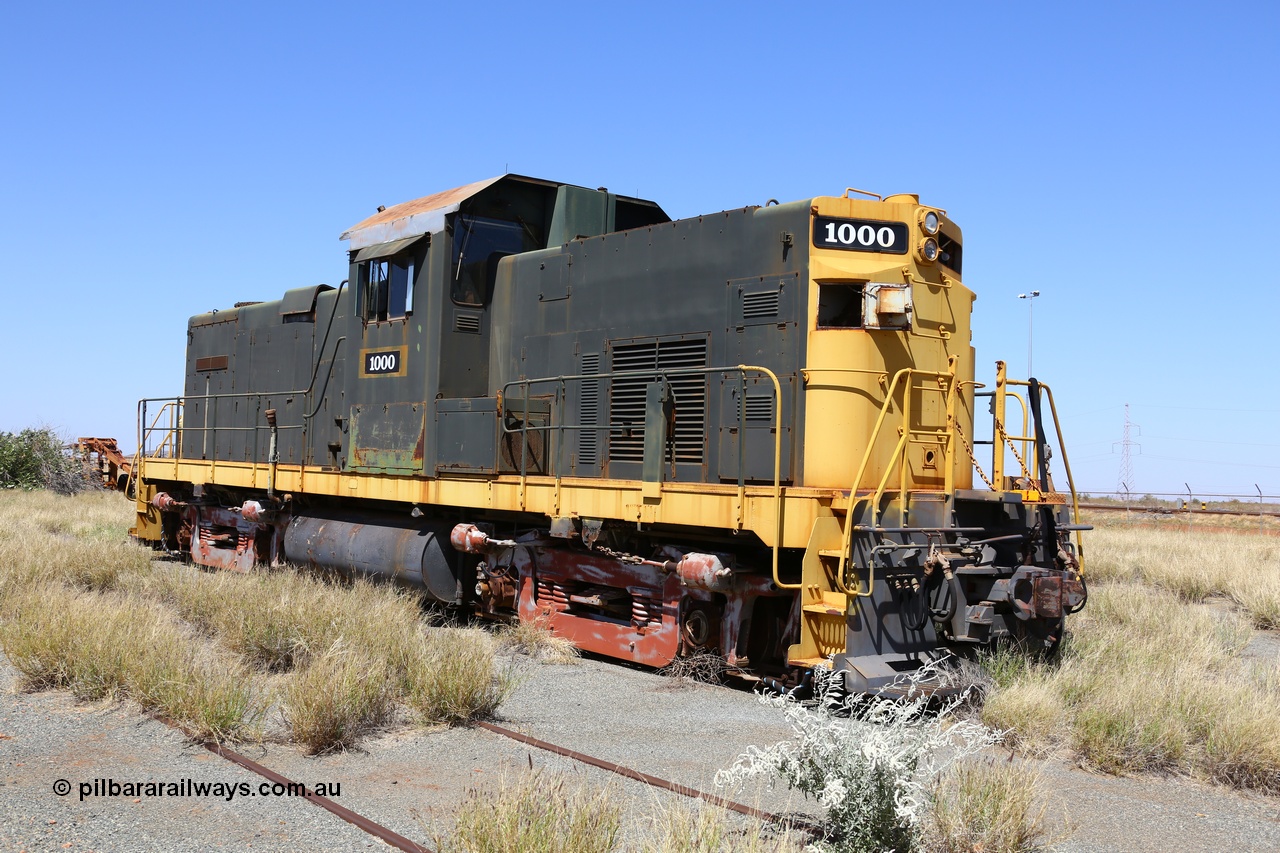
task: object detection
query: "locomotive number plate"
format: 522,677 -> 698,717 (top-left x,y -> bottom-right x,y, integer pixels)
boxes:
360,346 -> 407,377
813,216 -> 909,255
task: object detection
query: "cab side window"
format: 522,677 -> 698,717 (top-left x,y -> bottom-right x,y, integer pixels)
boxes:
360,254 -> 413,322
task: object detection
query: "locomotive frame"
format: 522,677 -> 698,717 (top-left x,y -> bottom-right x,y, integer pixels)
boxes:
132,174 -> 1086,693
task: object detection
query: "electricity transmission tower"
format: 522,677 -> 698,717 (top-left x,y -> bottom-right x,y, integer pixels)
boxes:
1113,403 -> 1141,500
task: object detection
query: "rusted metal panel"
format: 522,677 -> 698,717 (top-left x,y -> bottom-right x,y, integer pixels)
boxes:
340,176 -> 504,249
348,402 -> 426,474
1032,575 -> 1064,618
195,355 -> 229,372
188,505 -> 273,573
519,562 -> 682,668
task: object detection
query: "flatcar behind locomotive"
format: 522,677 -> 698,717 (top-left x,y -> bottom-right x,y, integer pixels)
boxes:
132,174 -> 1086,692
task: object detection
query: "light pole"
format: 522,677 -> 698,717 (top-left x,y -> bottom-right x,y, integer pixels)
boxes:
1018,290 -> 1040,378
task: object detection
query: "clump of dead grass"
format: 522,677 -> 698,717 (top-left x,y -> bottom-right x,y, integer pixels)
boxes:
432,769 -> 621,853
406,628 -> 515,725
498,617 -> 579,664
134,567 -> 427,674
282,642 -> 396,753
925,758 -> 1054,853
0,491 -> 152,598
638,799 -> 806,852
0,490 -> 518,752
1084,525 -> 1280,628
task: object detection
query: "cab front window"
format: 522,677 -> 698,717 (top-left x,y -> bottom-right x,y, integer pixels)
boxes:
451,215 -> 531,306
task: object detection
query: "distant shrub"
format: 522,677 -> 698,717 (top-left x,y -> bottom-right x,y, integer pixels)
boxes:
0,427 -> 91,494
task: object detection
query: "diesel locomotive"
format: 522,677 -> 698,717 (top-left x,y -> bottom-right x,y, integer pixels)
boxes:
131,174 -> 1086,693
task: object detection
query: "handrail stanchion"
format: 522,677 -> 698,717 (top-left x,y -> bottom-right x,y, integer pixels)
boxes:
1041,383 -> 1085,572
736,365 -> 787,590
736,371 -> 746,530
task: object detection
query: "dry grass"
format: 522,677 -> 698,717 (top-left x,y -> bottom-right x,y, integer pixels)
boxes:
433,770 -> 622,853
982,520 -> 1280,793
0,581 -> 264,741
282,642 -> 396,753
406,628 -> 515,725
1084,525 -> 1280,628
0,490 -> 516,752
658,651 -> 728,687
638,799 -> 806,852
498,616 -> 579,664
925,758 -> 1052,853
133,567 -> 428,674
0,490 -> 152,598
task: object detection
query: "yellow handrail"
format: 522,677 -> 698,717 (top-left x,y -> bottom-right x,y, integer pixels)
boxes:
738,365 -> 788,589
834,365 -> 956,596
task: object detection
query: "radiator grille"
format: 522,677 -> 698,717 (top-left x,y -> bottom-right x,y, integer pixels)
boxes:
609,339 -> 707,464
578,354 -> 600,467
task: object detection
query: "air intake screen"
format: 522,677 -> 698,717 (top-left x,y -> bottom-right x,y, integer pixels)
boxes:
742,289 -> 780,320
609,338 -> 707,464
578,354 -> 600,467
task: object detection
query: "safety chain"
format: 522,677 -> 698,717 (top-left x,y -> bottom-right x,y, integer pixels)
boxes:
993,415 -> 1032,480
954,421 -> 995,489
594,545 -> 645,564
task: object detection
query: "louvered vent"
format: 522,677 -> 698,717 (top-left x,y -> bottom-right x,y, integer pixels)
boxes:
454,312 -> 481,333
742,289 -> 780,320
578,354 -> 600,467
744,394 -> 773,423
609,339 -> 707,464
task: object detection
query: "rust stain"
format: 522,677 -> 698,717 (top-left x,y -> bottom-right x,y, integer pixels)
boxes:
342,177 -> 500,236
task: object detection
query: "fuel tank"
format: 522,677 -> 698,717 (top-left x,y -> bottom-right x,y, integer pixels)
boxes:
283,510 -> 464,603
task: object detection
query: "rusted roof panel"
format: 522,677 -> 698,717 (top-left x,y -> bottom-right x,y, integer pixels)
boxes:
340,176 -> 503,250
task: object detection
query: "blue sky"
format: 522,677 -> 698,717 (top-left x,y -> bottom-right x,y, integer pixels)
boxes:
2,2 -> 1276,498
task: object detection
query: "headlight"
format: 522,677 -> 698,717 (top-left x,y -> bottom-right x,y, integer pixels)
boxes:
920,210 -> 940,235
918,237 -> 939,263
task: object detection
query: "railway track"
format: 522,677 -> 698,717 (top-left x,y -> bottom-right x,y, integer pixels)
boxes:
177,715 -> 788,851
1079,502 -> 1280,519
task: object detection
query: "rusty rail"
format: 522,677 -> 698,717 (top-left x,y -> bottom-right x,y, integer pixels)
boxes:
475,721 -> 784,824
1080,502 -> 1280,519
204,742 -> 430,853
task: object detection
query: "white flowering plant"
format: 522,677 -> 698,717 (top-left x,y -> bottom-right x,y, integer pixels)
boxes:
715,661 -> 1001,853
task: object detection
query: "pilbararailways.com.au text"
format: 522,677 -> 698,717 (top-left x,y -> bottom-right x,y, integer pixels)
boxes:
52,778 -> 342,802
